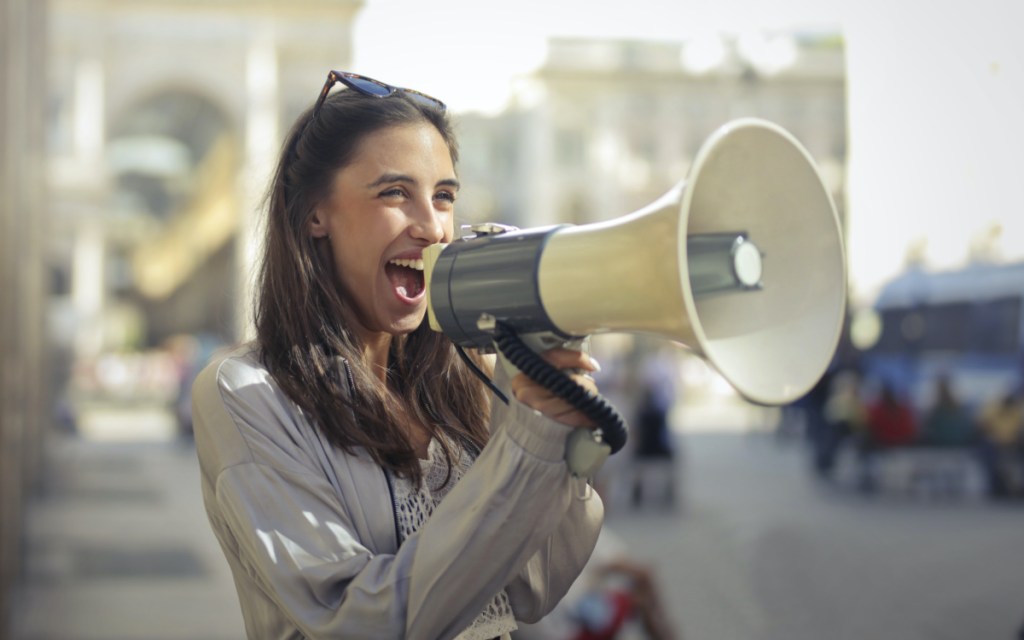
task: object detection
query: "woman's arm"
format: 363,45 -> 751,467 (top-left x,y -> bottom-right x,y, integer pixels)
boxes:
195,351 -> 603,640
488,350 -> 606,623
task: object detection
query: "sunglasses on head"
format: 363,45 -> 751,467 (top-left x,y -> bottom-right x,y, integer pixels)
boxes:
312,70 -> 447,118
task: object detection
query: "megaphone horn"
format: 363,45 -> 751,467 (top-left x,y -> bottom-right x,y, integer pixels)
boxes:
424,117 -> 847,408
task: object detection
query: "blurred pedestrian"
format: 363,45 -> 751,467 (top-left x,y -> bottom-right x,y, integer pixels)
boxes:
903,374 -> 976,496
857,381 -> 917,492
865,382 -> 917,446
814,368 -> 863,479
976,389 -> 1024,498
631,384 -> 677,507
514,528 -> 679,640
191,71 -> 606,639
628,344 -> 681,509
921,375 -> 973,447
164,334 -> 201,439
789,364 -> 833,442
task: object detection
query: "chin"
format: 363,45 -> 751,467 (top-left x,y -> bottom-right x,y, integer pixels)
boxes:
388,310 -> 428,336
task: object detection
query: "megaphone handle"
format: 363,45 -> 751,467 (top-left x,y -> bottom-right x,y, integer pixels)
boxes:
492,324 -> 629,456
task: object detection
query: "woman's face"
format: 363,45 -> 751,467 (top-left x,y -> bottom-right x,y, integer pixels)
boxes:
311,122 -> 457,340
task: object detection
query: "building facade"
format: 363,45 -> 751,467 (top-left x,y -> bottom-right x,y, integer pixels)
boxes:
3,0 -> 363,625
1,0 -> 49,628
47,0 -> 364,362
458,35 -> 847,233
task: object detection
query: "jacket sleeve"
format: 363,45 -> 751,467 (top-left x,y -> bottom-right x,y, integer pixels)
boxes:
484,357 -> 605,624
403,394 -> 605,636
194,354 -> 603,640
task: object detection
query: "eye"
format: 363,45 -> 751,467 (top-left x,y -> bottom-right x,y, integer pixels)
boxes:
434,190 -> 456,204
379,187 -> 407,199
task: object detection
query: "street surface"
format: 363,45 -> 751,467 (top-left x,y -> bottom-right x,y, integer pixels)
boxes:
605,432 -> 1024,640
8,407 -> 1024,639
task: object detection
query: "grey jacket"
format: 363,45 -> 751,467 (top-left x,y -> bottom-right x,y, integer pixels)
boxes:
192,344 -> 604,639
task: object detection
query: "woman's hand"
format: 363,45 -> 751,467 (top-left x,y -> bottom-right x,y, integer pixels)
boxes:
509,348 -> 601,428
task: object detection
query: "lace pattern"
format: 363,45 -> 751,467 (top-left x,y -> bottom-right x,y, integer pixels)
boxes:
391,438 -> 517,640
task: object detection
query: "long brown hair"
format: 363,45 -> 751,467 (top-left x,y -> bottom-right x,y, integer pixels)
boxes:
255,88 -> 491,484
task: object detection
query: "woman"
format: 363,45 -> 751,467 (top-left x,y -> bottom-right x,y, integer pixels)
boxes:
192,71 -> 605,639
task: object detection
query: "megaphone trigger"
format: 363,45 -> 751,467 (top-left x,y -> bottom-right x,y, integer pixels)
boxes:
490,323 -> 629,456
486,331 -> 615,479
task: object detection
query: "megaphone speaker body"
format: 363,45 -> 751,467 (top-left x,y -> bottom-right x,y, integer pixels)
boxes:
425,118 -> 847,406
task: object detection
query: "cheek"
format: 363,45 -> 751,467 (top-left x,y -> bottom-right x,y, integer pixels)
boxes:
329,239 -> 373,293
331,218 -> 398,281
348,246 -> 377,278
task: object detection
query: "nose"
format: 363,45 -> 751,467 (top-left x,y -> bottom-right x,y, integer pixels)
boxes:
409,201 -> 446,244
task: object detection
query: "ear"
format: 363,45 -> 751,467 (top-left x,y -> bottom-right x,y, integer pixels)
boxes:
309,208 -> 330,238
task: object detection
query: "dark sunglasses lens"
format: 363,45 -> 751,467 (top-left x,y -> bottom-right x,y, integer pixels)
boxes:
405,92 -> 446,110
346,76 -> 392,97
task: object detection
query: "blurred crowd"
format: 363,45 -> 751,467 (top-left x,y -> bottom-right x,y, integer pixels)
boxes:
57,332 -> 230,440
791,368 -> 1024,499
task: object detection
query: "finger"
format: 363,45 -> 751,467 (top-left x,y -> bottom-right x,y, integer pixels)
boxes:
512,380 -> 598,428
511,383 -> 561,408
511,379 -> 566,408
569,372 -> 599,396
549,410 -> 596,429
512,368 -> 598,399
524,396 -> 594,428
509,379 -> 598,414
537,348 -> 601,374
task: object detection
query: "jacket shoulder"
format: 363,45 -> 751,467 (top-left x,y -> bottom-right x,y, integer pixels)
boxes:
192,343 -> 296,473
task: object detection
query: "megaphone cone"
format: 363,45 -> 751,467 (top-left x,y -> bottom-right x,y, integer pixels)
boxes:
425,118 -> 847,406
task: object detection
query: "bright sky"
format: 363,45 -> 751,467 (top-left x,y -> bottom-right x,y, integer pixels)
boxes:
353,0 -> 1024,306
353,0 -> 846,114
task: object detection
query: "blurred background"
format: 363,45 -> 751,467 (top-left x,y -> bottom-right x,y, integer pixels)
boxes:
2,0 -> 1023,638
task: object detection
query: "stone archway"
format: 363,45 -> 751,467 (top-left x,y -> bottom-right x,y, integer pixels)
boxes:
106,90 -> 240,347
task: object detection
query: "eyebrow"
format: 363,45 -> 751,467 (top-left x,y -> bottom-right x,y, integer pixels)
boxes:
366,173 -> 461,191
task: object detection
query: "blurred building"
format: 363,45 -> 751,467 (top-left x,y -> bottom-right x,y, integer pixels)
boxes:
47,0 -> 363,362
458,34 -> 847,230
1,0 -> 49,630
44,0 -> 362,437
3,0 -> 363,627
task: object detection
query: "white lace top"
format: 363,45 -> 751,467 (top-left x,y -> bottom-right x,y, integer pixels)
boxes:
390,438 -> 518,640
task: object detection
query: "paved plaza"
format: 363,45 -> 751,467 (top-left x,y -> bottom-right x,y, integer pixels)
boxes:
8,413 -> 1024,639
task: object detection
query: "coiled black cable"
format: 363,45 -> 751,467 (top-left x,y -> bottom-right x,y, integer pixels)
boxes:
492,323 -> 629,455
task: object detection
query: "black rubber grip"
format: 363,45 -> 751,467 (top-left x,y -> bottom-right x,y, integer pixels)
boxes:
492,324 -> 629,455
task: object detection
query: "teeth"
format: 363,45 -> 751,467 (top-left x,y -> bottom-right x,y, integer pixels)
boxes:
388,258 -> 425,271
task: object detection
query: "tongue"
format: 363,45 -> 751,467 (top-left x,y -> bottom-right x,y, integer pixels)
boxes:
385,264 -> 423,299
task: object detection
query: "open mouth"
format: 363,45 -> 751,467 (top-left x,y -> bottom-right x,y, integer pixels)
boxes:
385,257 -> 425,300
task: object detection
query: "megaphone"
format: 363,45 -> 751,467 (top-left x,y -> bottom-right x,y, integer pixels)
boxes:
424,117 -> 846,414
